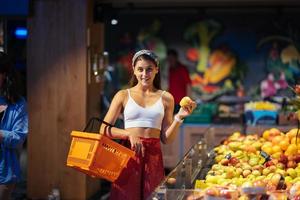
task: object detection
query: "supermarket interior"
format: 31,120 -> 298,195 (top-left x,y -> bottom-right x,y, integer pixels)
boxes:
1,0 -> 300,199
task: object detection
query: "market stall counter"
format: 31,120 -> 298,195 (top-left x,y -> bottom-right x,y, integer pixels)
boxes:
150,127 -> 300,200
161,124 -> 244,169
149,130 -> 214,200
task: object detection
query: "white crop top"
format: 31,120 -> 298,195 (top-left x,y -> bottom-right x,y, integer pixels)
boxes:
124,89 -> 165,130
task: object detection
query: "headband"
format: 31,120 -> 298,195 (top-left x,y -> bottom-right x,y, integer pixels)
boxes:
132,49 -> 159,67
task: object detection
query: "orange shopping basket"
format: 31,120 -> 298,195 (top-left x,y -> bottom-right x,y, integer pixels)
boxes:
66,118 -> 135,182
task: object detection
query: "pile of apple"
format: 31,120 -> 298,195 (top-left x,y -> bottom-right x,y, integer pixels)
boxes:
244,101 -> 279,111
200,128 -> 300,199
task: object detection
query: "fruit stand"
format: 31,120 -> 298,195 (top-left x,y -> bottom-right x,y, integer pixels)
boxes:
149,127 -> 300,200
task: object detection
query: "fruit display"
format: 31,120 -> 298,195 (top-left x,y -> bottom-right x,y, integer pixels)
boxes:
244,101 -> 279,111
150,127 -> 300,200
195,127 -> 300,199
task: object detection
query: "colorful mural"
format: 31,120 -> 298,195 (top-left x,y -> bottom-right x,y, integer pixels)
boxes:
182,19 -> 248,99
114,20 -> 168,88
257,20 -> 300,99
104,10 -> 300,100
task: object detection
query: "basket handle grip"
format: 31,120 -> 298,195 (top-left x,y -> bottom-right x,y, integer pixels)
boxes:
83,117 -> 113,132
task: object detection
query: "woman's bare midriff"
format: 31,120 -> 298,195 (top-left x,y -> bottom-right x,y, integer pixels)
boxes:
125,127 -> 161,139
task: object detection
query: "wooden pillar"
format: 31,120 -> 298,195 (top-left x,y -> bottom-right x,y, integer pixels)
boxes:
27,0 -> 103,199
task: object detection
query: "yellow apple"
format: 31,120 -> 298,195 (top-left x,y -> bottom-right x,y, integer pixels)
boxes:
179,96 -> 192,107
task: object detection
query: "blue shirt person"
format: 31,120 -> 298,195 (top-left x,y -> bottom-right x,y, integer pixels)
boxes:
0,52 -> 28,200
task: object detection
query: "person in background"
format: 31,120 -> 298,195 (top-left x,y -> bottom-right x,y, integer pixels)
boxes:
100,49 -> 196,200
0,52 -> 28,200
167,49 -> 192,113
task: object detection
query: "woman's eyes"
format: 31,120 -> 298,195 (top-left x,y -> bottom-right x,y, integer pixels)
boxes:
137,68 -> 153,72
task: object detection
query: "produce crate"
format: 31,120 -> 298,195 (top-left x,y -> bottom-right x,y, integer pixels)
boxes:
184,103 -> 218,124
184,113 -> 212,124
244,110 -> 278,125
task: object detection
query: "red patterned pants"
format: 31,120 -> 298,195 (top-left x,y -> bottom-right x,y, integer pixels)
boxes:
110,138 -> 165,200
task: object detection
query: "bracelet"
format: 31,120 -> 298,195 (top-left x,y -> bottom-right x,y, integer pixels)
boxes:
174,115 -> 184,123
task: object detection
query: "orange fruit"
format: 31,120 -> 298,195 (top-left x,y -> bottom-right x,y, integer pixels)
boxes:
271,152 -> 282,159
291,137 -> 299,144
269,128 -> 281,137
286,129 -> 299,140
245,146 -> 257,153
262,146 -> 273,155
272,145 -> 282,154
279,140 -> 289,151
272,136 -> 283,145
285,144 -> 298,156
263,130 -> 270,140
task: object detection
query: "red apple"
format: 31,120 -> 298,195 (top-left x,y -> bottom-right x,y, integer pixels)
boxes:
287,160 -> 297,169
279,154 -> 288,165
288,155 -> 296,161
293,195 -> 300,200
228,157 -> 239,166
220,159 -> 229,166
294,154 -> 300,163
206,187 -> 220,196
264,160 -> 275,167
220,189 -> 232,199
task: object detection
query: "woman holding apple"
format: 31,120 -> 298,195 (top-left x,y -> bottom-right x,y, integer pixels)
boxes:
100,49 -> 196,200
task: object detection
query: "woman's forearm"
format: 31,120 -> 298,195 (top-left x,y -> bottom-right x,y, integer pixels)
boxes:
162,115 -> 183,144
100,125 -> 129,140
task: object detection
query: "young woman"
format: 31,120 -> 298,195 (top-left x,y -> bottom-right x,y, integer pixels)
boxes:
0,52 -> 28,200
100,49 -> 196,200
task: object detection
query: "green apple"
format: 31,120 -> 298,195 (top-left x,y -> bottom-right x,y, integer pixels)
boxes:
262,168 -> 271,176
251,170 -> 261,177
242,169 -> 251,178
287,168 -> 297,179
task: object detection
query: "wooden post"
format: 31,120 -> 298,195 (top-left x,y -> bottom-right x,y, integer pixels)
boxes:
27,0 -> 104,199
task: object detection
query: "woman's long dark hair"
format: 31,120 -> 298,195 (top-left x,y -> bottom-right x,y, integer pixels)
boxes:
129,54 -> 161,89
0,52 -> 23,104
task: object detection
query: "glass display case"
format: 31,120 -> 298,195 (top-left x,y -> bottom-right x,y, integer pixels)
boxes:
149,129 -> 217,200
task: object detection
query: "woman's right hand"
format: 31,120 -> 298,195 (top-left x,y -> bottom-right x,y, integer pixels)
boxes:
128,134 -> 144,156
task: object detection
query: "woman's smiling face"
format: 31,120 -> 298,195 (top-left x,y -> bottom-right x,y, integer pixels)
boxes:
133,58 -> 158,87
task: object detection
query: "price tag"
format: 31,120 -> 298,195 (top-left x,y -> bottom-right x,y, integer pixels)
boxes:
260,151 -> 271,162
225,153 -> 232,160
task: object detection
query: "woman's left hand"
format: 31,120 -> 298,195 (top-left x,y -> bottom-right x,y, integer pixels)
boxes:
176,100 -> 197,119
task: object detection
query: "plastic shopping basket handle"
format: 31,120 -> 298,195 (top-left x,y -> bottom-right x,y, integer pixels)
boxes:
83,117 -> 114,132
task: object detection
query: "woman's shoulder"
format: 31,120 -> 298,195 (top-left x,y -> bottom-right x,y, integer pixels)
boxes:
114,89 -> 128,97
113,89 -> 130,103
161,90 -> 174,102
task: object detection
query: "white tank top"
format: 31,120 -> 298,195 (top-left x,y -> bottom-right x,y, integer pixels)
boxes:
124,89 -> 165,130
